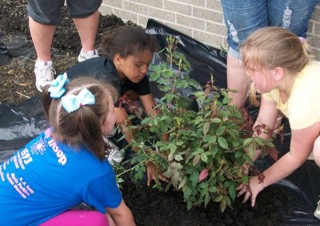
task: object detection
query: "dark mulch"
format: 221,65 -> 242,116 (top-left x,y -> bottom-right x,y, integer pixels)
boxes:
0,1 -> 298,225
122,176 -> 295,226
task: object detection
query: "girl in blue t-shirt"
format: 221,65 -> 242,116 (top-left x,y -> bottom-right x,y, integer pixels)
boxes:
0,74 -> 135,226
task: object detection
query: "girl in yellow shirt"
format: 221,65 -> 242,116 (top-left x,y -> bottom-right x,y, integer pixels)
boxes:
236,27 -> 320,219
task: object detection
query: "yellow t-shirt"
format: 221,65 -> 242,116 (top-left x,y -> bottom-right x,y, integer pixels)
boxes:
263,60 -> 320,130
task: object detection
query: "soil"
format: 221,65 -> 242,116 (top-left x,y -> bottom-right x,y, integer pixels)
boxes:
0,1 -> 299,225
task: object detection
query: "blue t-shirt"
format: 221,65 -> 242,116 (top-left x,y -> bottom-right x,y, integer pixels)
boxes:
0,129 -> 122,226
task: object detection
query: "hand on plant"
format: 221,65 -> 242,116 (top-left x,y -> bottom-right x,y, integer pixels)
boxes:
236,176 -> 265,207
145,161 -> 169,186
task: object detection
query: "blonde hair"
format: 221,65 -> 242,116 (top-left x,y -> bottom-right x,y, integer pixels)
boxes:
241,27 -> 313,104
241,27 -> 313,74
248,83 -> 260,107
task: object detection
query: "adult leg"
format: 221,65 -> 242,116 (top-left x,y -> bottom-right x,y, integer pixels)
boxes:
26,0 -> 64,90
268,0 -> 320,37
28,18 -> 56,63
29,17 -> 56,91
226,53 -> 249,109
67,0 -> 102,61
220,0 -> 268,109
73,10 -> 100,53
26,0 -> 64,62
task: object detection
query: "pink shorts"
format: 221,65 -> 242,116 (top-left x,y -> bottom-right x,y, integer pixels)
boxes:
40,210 -> 109,226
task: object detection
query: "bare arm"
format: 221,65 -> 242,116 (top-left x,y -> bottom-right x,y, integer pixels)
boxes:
139,93 -> 157,117
254,96 -> 318,185
261,122 -> 319,187
106,199 -> 135,226
238,96 -> 320,206
251,96 -> 279,161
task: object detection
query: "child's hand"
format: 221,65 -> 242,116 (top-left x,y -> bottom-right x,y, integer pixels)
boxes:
145,161 -> 169,186
236,176 -> 265,207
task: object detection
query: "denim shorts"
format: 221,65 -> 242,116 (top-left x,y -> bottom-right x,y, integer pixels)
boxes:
26,0 -> 102,25
221,0 -> 319,59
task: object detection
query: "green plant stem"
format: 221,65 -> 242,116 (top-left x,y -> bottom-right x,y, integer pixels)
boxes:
116,160 -> 147,177
215,159 -> 225,173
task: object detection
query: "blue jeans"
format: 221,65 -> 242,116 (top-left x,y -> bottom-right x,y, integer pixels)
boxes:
221,0 -> 319,59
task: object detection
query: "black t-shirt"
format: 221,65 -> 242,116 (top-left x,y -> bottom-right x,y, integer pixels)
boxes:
66,57 -> 151,97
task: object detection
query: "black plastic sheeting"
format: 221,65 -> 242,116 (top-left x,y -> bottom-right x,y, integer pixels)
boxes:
0,42 -> 10,66
0,35 -> 35,67
146,19 -> 228,94
0,18 -> 319,224
0,97 -> 47,159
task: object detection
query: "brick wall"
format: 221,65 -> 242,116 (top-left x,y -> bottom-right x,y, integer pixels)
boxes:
100,0 -> 320,60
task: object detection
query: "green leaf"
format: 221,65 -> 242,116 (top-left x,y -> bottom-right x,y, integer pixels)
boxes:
228,185 -> 236,200
216,126 -> 225,136
187,201 -> 192,211
243,154 -> 253,164
243,138 -> 253,147
220,199 -> 227,212
211,117 -> 221,123
203,135 -> 211,142
174,154 -> 184,161
224,181 -> 230,187
200,153 -> 208,163
178,177 -> 187,189
176,141 -> 184,146
203,121 -> 210,135
183,186 -> 192,200
242,174 -> 249,185
199,181 -> 208,188
190,171 -> 200,186
234,151 -> 242,158
208,186 -> 218,193
224,195 -> 232,207
204,193 -> 211,207
264,139 -> 275,147
218,137 -> 228,149
213,194 -> 223,202
232,140 -> 241,148
227,129 -> 239,139
208,135 -> 217,144
222,97 -> 229,105
248,142 -> 256,158
253,137 -> 265,146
